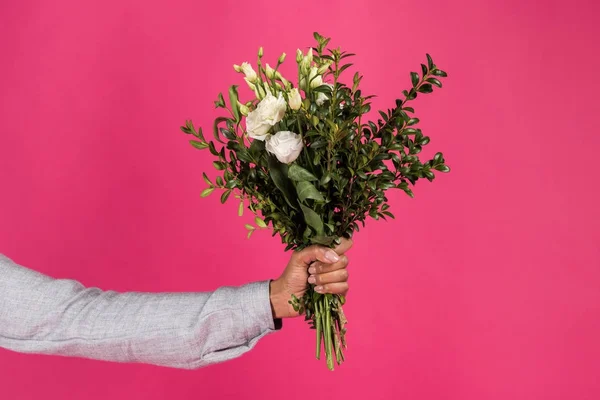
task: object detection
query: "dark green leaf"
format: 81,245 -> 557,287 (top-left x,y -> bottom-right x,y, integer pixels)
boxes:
418,83 -> 433,93
229,85 -> 240,121
202,173 -> 212,187
432,69 -> 448,77
213,117 -> 228,143
213,161 -> 227,170
434,164 -> 451,172
421,63 -> 428,76
296,181 -> 325,202
288,164 -> 318,181
426,54 -> 434,70
220,190 -> 231,203
410,72 -> 419,87
300,204 -> 324,235
268,156 -> 299,210
426,77 -> 442,88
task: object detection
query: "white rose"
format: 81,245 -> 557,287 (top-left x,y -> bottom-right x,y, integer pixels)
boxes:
288,88 -> 302,110
240,62 -> 257,82
266,131 -> 303,164
246,92 -> 287,140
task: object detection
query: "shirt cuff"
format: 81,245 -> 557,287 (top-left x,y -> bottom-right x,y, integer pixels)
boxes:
238,280 -> 282,342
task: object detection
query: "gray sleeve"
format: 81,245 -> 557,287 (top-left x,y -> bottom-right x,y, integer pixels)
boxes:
0,253 -> 280,369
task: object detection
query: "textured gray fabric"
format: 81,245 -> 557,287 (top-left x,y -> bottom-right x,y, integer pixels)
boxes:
0,253 -> 278,369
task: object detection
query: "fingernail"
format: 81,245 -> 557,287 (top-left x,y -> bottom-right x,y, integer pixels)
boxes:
315,286 -> 324,293
325,250 -> 339,262
308,276 -> 316,284
308,266 -> 316,274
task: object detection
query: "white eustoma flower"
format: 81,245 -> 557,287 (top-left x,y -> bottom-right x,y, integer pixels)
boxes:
299,67 -> 324,90
316,83 -> 334,106
266,131 -> 303,164
246,92 -> 287,140
236,62 -> 257,82
288,88 -> 302,110
309,67 -> 323,88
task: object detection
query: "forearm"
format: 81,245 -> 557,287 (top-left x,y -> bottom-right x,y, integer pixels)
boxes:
0,254 -> 279,369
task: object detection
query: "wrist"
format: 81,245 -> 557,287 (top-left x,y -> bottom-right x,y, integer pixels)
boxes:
269,279 -> 291,319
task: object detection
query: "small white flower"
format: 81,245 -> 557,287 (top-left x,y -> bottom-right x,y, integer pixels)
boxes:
237,62 -> 257,82
246,92 -> 287,140
316,83 -> 334,106
288,88 -> 302,110
266,131 -> 303,164
299,67 -> 324,90
278,53 -> 286,63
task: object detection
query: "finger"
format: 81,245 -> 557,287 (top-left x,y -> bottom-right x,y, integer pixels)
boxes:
314,282 -> 349,295
308,268 -> 349,286
294,245 -> 340,266
333,237 -> 353,255
308,255 -> 349,275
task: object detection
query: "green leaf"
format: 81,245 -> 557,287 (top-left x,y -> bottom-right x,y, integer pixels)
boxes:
213,117 -> 228,144
214,92 -> 226,108
288,164 -> 318,181
229,85 -> 240,121
410,72 -> 419,87
418,83 -> 433,93
267,156 -> 299,210
189,140 -> 208,149
247,230 -> 253,239
300,204 -> 324,235
434,164 -> 451,172
244,224 -> 254,230
220,190 -> 231,204
202,173 -> 212,187
421,63 -> 428,76
216,176 -> 224,187
426,77 -> 442,88
296,181 -> 325,202
255,217 -> 267,228
434,152 -> 444,163
426,54 -> 434,70
238,200 -> 244,216
310,236 -> 335,246
432,69 -> 448,77
200,188 -> 214,197
213,161 -> 227,170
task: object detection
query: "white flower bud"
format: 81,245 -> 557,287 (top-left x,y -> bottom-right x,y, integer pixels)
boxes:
238,102 -> 250,116
296,49 -> 303,63
278,53 -> 286,64
265,63 -> 275,79
258,47 -> 264,57
238,62 -> 257,82
288,88 -> 302,110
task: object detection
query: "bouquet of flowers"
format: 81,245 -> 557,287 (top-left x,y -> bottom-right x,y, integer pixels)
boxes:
180,32 -> 449,370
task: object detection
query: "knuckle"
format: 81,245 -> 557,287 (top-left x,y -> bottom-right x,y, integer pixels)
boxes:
340,255 -> 349,266
340,269 -> 349,281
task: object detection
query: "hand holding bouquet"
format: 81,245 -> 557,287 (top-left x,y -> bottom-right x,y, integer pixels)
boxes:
181,32 -> 449,370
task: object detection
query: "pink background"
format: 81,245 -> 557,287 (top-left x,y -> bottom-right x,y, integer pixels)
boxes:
1,0 -> 599,399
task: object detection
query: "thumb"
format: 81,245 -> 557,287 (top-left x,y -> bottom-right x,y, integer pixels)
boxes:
293,245 -> 340,267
